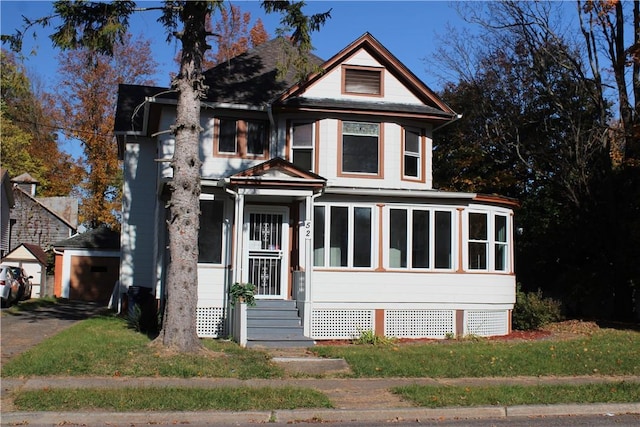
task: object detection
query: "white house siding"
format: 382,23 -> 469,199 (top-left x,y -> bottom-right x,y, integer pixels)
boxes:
121,138 -> 158,290
196,265 -> 228,337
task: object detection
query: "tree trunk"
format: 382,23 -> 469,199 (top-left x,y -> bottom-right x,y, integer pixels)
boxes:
156,2 -> 209,352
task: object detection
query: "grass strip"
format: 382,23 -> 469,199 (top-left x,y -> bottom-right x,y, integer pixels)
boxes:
1,316 -> 284,379
13,386 -> 333,411
393,382 -> 640,408
313,329 -> 640,377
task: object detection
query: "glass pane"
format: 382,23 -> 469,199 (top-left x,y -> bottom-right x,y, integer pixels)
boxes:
247,121 -> 266,154
198,200 -> 224,263
219,119 -> 236,153
469,213 -> 487,240
404,155 -> 418,177
313,206 -> 325,266
405,128 -> 420,153
495,215 -> 507,242
293,149 -> 312,171
495,243 -> 507,271
435,211 -> 452,269
412,210 -> 430,268
293,123 -> 313,147
353,207 -> 372,267
330,207 -> 348,267
343,135 -> 378,173
389,209 -> 407,268
469,242 -> 487,269
343,121 -> 379,136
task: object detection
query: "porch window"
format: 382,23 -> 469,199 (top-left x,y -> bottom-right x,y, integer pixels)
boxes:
291,122 -> 314,171
343,66 -> 383,95
215,117 -> 268,157
386,207 -> 454,270
198,200 -> 224,264
341,121 -> 380,175
403,127 -> 422,179
494,215 -> 508,271
467,212 -> 510,272
468,212 -> 488,270
314,204 -> 373,268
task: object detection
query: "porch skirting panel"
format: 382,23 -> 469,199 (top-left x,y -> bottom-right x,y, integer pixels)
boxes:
196,306 -> 226,338
464,310 -> 509,337
311,309 -> 375,340
385,309 -> 455,338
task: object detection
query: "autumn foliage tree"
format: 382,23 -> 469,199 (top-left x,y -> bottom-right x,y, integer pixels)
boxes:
1,49 -> 83,195
56,34 -> 157,229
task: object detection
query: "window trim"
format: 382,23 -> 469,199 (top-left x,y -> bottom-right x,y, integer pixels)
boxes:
213,117 -> 269,159
313,203 -> 376,270
288,120 -> 317,172
401,127 -> 425,182
464,210 -> 511,273
337,120 -> 384,179
342,65 -> 384,97
385,206 -> 456,271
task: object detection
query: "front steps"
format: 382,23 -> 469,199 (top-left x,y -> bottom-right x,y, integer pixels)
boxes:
246,300 -> 315,348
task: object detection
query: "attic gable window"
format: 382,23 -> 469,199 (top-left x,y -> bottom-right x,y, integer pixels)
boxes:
343,66 -> 383,96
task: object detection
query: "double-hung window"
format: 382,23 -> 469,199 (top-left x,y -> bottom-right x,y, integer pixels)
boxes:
313,205 -> 373,268
216,118 -> 268,158
388,207 -> 453,270
467,212 -> 510,272
341,121 -> 381,176
403,127 -> 422,180
291,122 -> 314,171
198,199 -> 224,264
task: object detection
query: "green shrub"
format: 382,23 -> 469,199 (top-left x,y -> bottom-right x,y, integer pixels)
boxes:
353,329 -> 395,345
513,286 -> 563,330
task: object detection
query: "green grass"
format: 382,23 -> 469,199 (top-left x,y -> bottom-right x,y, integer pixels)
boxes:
1,315 -> 284,379
313,329 -> 640,377
393,382 -> 640,408
12,386 -> 332,411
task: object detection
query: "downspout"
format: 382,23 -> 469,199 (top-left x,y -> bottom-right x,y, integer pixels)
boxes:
266,103 -> 276,155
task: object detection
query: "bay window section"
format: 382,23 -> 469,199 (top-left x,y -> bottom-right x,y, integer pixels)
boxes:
198,200 -> 224,264
341,121 -> 380,175
494,215 -> 508,271
314,205 -> 374,268
468,212 -> 488,270
389,209 -> 407,268
411,210 -> 430,268
435,211 -> 453,268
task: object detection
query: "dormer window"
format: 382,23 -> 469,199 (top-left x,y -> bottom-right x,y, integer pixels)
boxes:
343,66 -> 383,96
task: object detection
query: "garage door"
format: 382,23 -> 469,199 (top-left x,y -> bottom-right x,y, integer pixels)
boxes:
69,256 -> 119,304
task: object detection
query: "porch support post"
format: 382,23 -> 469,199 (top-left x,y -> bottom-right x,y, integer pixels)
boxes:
302,193 -> 315,337
233,193 -> 245,285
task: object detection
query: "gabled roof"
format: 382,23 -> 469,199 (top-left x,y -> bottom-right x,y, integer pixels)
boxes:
276,32 -> 457,120
53,226 -> 120,250
12,187 -> 77,231
228,157 -> 326,190
1,168 -> 15,207
203,38 -> 325,105
2,243 -> 49,265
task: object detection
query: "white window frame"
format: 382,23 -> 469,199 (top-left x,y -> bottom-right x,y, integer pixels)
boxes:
313,203 -> 376,269
464,210 -> 511,272
403,127 -> 422,180
384,206 -> 456,271
290,121 -> 315,172
340,121 -> 381,176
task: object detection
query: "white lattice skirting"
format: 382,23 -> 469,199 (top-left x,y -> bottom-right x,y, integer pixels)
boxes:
311,309 -> 375,340
196,307 -> 226,338
465,310 -> 509,336
385,309 -> 455,338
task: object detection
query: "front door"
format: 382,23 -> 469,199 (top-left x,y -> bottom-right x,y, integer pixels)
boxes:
243,207 -> 289,299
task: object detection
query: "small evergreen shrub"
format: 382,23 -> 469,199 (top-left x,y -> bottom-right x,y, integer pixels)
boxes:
513,286 -> 563,330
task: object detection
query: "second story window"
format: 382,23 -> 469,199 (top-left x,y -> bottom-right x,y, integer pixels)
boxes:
403,127 -> 422,180
291,122 -> 315,171
343,66 -> 383,96
215,118 -> 268,158
341,121 -> 381,176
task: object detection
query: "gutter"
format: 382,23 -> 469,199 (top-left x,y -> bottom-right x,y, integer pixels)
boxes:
433,113 -> 463,132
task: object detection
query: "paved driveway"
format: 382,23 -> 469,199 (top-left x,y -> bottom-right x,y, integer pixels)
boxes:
1,300 -> 107,368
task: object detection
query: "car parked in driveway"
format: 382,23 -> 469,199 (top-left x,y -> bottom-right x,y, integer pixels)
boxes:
0,265 -> 19,307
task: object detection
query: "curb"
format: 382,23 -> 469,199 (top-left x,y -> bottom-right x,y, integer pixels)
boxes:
2,403 -> 639,426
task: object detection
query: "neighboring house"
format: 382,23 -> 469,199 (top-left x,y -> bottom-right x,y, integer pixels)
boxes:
52,226 -> 120,305
1,243 -> 49,298
9,173 -> 78,252
114,33 -> 517,346
1,169 -> 15,258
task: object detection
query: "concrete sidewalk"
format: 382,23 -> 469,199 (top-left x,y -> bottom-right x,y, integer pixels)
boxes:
2,375 -> 640,425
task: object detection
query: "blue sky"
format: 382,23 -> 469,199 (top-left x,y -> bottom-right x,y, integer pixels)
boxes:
1,1 -> 476,159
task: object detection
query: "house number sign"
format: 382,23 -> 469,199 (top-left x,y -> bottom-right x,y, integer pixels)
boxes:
304,221 -> 312,240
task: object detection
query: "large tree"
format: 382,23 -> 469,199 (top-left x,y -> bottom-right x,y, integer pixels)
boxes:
3,0 -> 329,352
56,34 -> 157,229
